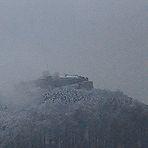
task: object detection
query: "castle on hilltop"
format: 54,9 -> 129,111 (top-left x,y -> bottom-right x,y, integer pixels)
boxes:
34,72 -> 94,90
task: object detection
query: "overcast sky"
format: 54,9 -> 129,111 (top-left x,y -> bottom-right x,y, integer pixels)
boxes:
0,0 -> 147,104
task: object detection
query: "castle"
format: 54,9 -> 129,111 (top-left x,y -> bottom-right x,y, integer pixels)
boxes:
34,72 -> 94,90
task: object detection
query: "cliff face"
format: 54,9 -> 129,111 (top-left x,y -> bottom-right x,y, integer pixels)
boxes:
1,87 -> 148,148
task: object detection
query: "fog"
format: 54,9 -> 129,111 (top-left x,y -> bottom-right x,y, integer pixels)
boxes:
0,0 -> 147,104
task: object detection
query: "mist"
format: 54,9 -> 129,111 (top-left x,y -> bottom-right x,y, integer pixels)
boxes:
0,0 -> 147,104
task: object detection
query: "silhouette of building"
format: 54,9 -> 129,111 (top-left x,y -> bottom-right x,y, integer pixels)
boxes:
34,73 -> 93,90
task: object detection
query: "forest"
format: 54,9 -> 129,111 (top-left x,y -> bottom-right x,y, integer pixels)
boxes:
0,83 -> 147,148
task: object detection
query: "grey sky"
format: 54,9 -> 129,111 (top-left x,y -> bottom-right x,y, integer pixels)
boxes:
0,0 -> 147,103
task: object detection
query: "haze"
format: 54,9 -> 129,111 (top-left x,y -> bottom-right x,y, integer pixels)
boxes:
0,0 -> 147,104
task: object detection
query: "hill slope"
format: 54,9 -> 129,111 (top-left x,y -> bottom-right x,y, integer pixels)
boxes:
0,87 -> 148,148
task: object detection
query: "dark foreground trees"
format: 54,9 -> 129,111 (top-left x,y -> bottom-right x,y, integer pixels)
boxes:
0,88 -> 148,148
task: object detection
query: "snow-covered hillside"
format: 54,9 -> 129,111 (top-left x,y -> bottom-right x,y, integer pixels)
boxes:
0,86 -> 147,148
